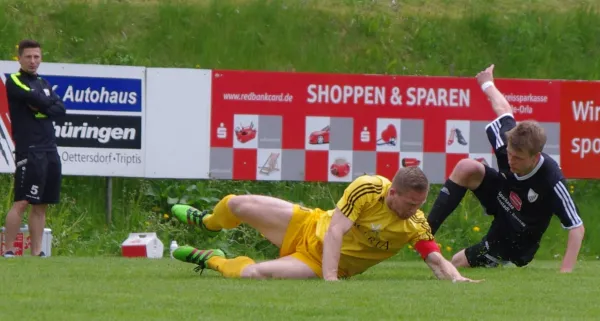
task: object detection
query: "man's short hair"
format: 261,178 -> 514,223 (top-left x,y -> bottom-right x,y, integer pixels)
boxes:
505,120 -> 547,155
18,39 -> 41,56
391,166 -> 429,194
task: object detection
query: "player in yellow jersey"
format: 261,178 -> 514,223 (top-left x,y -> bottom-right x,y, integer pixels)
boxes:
170,167 -> 481,282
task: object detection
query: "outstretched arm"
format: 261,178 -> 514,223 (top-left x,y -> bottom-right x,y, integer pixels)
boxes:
415,240 -> 482,282
322,208 -> 353,281
550,179 -> 585,273
561,225 -> 585,273
424,251 -> 481,282
322,176 -> 383,281
476,64 -> 512,117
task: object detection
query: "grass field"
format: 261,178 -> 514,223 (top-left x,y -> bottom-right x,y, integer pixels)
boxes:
1,256 -> 600,320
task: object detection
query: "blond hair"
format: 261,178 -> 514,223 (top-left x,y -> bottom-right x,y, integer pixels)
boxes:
392,166 -> 429,194
505,120 -> 547,155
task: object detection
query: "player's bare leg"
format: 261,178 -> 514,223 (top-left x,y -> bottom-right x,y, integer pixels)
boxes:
173,246 -> 317,279
447,159 -> 486,190
171,194 -> 294,248
427,159 -> 486,235
28,204 -> 47,256
223,195 -> 294,248
240,256 -> 317,279
450,249 -> 471,268
2,200 -> 28,257
171,195 -> 317,278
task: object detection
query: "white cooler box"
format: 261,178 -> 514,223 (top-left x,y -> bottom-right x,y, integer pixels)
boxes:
121,232 -> 164,258
0,225 -> 53,256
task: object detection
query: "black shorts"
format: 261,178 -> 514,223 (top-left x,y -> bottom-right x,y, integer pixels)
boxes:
13,150 -> 62,204
464,237 -> 511,268
464,234 -> 537,268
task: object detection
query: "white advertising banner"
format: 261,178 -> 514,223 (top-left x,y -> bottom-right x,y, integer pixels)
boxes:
144,67 -> 212,179
0,61 -> 146,177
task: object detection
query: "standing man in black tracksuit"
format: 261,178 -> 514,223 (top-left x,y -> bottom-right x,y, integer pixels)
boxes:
2,39 -> 66,258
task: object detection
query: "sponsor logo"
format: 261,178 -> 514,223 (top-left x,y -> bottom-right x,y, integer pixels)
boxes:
497,191 -> 515,212
497,191 -> 527,229
509,191 -> 522,211
37,75 -> 142,112
53,114 -> 142,149
216,123 -> 227,139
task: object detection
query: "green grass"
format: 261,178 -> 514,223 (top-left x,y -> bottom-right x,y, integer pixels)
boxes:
0,0 -> 598,263
1,256 -> 600,320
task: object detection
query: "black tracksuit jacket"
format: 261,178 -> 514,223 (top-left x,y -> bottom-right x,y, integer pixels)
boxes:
5,69 -> 66,153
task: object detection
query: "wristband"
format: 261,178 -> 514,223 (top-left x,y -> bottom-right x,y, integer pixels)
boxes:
414,240 -> 441,260
481,81 -> 494,91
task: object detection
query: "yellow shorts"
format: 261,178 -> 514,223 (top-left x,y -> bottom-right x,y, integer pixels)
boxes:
279,204 -> 348,279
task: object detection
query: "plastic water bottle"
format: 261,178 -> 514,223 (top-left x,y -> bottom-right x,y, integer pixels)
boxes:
169,240 -> 178,258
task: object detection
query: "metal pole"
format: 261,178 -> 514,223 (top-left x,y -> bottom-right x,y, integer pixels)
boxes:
106,177 -> 113,226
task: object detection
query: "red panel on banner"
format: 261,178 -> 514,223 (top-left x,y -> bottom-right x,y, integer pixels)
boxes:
445,154 -> 468,179
305,151 -> 328,182
232,149 -> 257,180
376,152 -> 400,181
493,78 -> 561,122
559,81 -> 600,179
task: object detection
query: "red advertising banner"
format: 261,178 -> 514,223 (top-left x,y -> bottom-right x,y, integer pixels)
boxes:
559,81 -> 600,179
208,69 -> 562,184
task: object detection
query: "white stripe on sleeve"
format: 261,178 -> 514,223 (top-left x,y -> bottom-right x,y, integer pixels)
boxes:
553,181 -> 583,228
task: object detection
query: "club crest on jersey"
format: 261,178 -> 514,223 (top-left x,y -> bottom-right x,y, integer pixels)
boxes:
370,223 -> 382,238
509,191 -> 522,211
527,188 -> 539,203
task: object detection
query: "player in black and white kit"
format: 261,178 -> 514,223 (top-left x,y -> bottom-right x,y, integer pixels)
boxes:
427,64 -> 585,273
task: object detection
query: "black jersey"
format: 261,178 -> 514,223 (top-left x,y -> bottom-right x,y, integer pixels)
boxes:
484,113 -> 583,245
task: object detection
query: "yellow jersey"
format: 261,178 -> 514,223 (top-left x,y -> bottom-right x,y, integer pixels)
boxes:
314,174 -> 435,276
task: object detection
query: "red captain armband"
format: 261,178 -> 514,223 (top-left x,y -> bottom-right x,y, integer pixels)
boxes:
414,240 -> 441,260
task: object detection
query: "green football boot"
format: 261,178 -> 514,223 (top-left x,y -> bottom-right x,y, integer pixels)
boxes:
171,204 -> 221,237
173,245 -> 225,274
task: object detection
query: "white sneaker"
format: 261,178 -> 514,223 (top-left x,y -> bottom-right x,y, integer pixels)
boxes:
3,251 -> 16,258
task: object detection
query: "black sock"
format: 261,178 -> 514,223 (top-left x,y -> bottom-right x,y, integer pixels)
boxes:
427,179 -> 467,235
